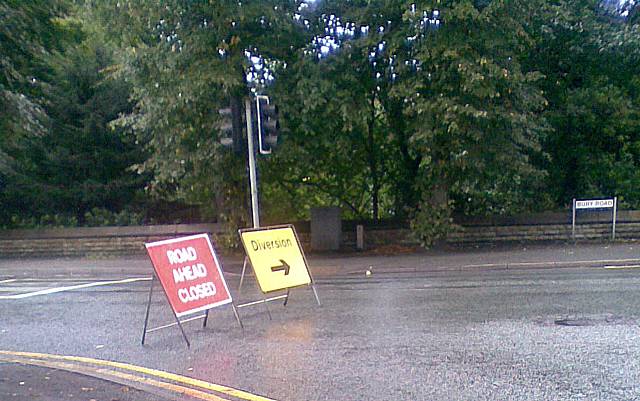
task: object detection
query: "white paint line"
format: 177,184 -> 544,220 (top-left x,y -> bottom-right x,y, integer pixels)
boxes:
0,277 -> 151,300
461,258 -> 640,270
0,279 -> 17,284
18,277 -> 145,283
604,265 -> 640,269
146,314 -> 207,333
223,271 -> 253,277
461,263 -> 503,269
237,294 -> 288,308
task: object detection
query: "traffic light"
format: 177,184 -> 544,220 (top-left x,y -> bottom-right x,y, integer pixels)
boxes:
218,96 -> 244,154
255,95 -> 279,155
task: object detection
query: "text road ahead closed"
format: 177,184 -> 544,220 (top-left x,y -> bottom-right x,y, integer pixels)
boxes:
240,225 -> 311,293
145,234 -> 232,317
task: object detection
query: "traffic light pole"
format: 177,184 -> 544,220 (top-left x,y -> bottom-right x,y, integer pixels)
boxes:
244,97 -> 260,229
239,97 -> 266,296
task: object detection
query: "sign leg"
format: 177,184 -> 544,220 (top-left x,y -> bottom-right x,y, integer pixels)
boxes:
572,198 -> 576,241
173,312 -> 191,348
283,289 -> 290,306
141,275 -> 155,345
203,310 -> 209,328
310,284 -> 321,306
231,304 -> 244,332
262,298 -> 273,320
612,196 -> 617,241
238,257 -> 248,293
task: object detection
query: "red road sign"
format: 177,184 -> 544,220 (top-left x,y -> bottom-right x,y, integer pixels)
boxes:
145,234 -> 232,317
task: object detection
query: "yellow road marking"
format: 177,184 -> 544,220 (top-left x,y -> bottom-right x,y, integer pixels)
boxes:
104,368 -> 230,401
0,351 -> 276,401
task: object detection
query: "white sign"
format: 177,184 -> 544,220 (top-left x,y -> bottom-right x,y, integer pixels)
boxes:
575,199 -> 615,209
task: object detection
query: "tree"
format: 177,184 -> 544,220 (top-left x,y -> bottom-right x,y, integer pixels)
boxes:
45,0 -> 636,244
0,1 -> 72,225
0,1 -> 68,146
1,2 -> 150,226
265,4 -> 402,221
389,1 -> 549,244
90,0 -> 309,225
34,29 -> 147,219
521,0 -> 640,207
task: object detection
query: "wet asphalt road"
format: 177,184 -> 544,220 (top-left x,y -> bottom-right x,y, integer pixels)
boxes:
1,242 -> 640,400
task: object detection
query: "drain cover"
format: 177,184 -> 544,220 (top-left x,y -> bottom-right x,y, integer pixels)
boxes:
554,318 -> 596,327
553,315 -> 629,327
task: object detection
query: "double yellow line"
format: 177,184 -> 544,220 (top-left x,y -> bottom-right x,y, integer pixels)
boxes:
0,350 -> 276,401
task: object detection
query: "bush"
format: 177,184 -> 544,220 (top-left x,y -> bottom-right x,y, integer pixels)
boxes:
4,214 -> 78,229
1,208 -> 145,229
83,208 -> 144,226
410,200 -> 455,248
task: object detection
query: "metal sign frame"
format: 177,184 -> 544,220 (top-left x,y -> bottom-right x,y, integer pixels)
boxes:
237,224 -> 320,308
141,234 -> 243,347
571,197 -> 618,241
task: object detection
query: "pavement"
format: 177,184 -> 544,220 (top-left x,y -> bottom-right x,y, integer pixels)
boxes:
1,241 -> 639,279
0,362 -> 171,401
0,351 -> 254,401
303,241 -> 640,274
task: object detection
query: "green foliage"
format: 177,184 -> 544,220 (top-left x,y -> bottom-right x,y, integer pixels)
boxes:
88,0 -> 309,227
1,1 -> 69,226
410,198 -> 455,248
2,207 -> 143,229
0,2 -> 149,226
266,36 -> 394,220
4,213 -> 78,229
0,1 -> 67,177
3,0 -> 640,247
392,1 -> 549,242
522,0 -> 640,208
546,82 -> 640,204
83,207 -> 144,226
40,32 -> 146,218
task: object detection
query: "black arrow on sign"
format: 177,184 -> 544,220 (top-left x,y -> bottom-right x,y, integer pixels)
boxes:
271,259 -> 290,275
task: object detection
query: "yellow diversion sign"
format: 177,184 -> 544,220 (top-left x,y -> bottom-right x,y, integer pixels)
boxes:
239,225 -> 312,293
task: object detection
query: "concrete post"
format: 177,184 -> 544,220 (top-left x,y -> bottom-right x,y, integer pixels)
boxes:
310,207 -> 341,251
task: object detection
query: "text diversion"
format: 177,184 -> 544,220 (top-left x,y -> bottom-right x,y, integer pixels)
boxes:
167,246 -> 217,303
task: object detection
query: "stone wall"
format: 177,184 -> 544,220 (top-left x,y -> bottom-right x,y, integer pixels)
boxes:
351,222 -> 633,248
0,211 -> 636,258
0,224 -> 226,258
